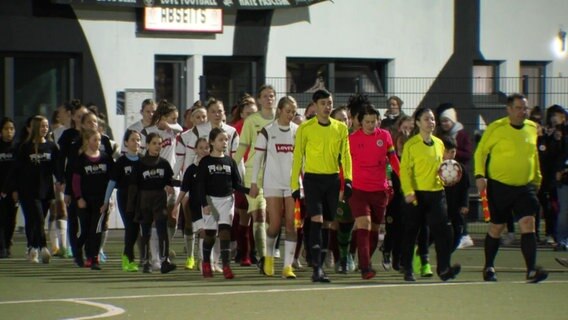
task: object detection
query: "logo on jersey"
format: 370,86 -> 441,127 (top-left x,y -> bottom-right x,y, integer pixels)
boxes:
124,166 -> 132,175
208,164 -> 231,175
275,144 -> 294,153
376,139 -> 384,147
142,168 -> 165,180
162,138 -> 172,148
84,163 -> 108,175
30,153 -> 52,164
0,152 -> 14,161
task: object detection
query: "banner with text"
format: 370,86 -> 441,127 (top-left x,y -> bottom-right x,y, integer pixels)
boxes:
145,7 -> 223,32
52,0 -> 328,10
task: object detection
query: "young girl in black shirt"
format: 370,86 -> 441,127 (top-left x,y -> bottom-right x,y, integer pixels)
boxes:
172,137 -> 210,270
128,132 -> 176,274
72,129 -> 113,270
10,116 -> 62,264
102,129 -> 142,272
197,128 -> 250,279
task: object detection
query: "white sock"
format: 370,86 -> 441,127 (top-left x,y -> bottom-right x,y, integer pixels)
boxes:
212,239 -> 220,265
100,230 -> 108,253
253,222 -> 267,257
48,221 -> 59,252
56,220 -> 68,252
168,226 -> 176,240
150,227 -> 160,265
198,237 -> 204,261
266,235 -> 276,257
184,234 -> 194,258
284,240 -> 296,267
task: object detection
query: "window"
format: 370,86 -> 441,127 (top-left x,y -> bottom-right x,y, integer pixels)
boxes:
2,54 -> 77,131
155,55 -> 187,119
472,61 -> 500,94
286,58 -> 388,107
202,57 -> 265,109
520,61 -> 548,108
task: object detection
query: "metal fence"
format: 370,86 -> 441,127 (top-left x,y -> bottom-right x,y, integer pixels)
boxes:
200,76 -> 568,127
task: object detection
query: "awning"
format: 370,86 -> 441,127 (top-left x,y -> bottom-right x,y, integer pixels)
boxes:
51,0 -> 329,10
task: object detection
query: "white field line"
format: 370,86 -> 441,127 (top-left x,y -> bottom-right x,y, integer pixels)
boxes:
61,300 -> 125,320
1,279 -> 568,307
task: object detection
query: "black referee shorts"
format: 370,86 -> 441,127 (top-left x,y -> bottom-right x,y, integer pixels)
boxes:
303,173 -> 340,222
486,179 -> 539,224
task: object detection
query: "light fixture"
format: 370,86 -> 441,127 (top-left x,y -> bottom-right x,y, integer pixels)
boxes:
559,29 -> 567,52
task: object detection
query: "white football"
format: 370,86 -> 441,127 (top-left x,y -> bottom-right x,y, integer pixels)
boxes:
438,159 -> 463,186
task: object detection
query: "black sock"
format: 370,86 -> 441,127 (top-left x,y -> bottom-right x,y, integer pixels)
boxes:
320,227 -> 329,265
310,222 -> 323,269
484,233 -> 501,268
521,233 -> 537,272
220,239 -> 230,266
202,230 -> 216,263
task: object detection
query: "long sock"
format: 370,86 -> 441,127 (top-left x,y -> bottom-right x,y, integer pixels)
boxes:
320,227 -> 329,264
202,235 -> 215,263
212,239 -> 221,265
137,235 -> 144,264
100,230 -> 108,253
521,233 -> 537,271
48,221 -> 59,251
349,229 -> 357,255
310,222 -> 323,268
238,224 -> 250,259
230,241 -> 237,258
150,227 -> 160,265
56,220 -> 68,252
184,234 -> 194,258
484,233 -> 501,268
294,227 -> 303,259
284,240 -> 296,267
357,229 -> 371,270
220,239 -> 231,266
274,230 -> 282,252
198,237 -> 204,261
168,226 -> 176,241
337,223 -> 352,260
369,230 -> 379,259
253,222 -> 267,257
266,235 -> 276,257
328,229 -> 339,261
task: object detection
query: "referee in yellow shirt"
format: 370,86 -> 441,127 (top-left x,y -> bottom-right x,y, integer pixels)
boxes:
291,89 -> 352,283
399,108 -> 461,282
475,93 -> 547,283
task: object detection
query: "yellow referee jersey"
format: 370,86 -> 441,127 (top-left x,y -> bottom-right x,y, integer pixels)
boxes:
474,117 -> 542,187
400,134 -> 445,196
290,117 -> 352,191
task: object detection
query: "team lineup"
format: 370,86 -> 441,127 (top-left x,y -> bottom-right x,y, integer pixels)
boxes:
0,86 -> 550,284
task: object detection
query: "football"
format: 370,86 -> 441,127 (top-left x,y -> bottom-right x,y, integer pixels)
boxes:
438,159 -> 463,186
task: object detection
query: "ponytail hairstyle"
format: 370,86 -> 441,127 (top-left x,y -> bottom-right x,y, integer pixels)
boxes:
208,127 -> 226,150
412,107 -> 434,136
347,93 -> 372,122
205,97 -> 223,111
150,99 -> 178,126
122,129 -> 141,149
257,84 -> 275,99
80,128 -> 100,154
145,132 -> 162,156
27,115 -> 49,155
70,99 -> 86,129
276,96 -> 298,118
